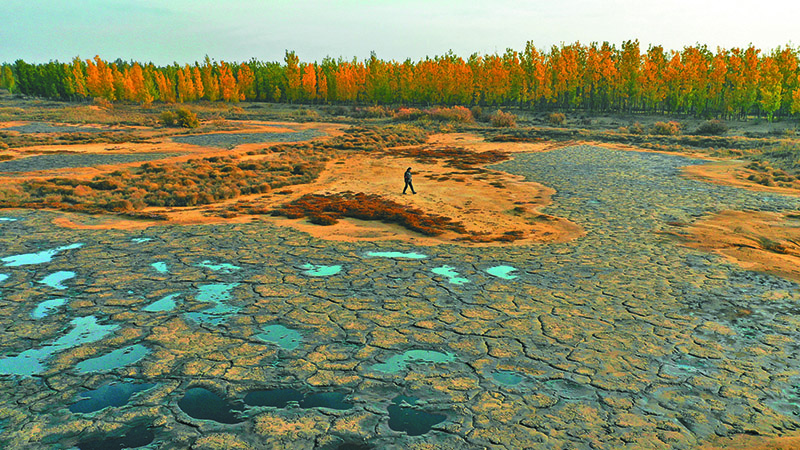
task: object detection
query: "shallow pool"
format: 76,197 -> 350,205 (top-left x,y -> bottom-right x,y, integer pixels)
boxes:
69,381 -> 156,414
196,260 -> 241,272
301,263 -> 342,276
371,350 -> 456,373
30,298 -> 68,319
184,283 -> 240,325
257,324 -> 303,350
142,293 -> 181,313
485,265 -> 518,280
0,316 -> 118,376
387,395 -> 446,436
38,271 -> 75,290
431,265 -> 469,285
1,243 -> 83,267
178,387 -> 244,424
75,344 -> 150,373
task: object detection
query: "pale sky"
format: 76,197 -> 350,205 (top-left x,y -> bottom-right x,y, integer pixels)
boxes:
2,0 -> 798,65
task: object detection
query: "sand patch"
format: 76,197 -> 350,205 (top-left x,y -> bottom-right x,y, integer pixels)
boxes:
700,433 -> 800,450
683,160 -> 800,195
234,132 -> 583,246
677,210 -> 800,283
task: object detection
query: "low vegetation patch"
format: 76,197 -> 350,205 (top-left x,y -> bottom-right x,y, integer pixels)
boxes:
259,124 -> 429,153
391,145 -> 509,171
0,124 -> 432,217
2,143 -> 326,212
393,106 -> 474,124
745,142 -> 800,188
650,121 -> 681,136
271,192 -> 468,236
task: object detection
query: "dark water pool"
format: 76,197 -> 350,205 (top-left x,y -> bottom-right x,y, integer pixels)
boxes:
69,381 -> 156,414
178,387 -> 244,424
243,389 -> 353,411
387,395 -> 446,436
75,424 -> 155,450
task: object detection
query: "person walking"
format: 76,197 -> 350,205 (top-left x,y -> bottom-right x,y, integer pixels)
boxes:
403,167 -> 416,194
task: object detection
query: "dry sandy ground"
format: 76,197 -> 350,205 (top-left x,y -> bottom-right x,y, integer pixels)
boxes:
674,154 -> 800,285
268,133 -> 582,246
680,210 -> 800,283
701,434 -> 800,450
50,131 -> 584,246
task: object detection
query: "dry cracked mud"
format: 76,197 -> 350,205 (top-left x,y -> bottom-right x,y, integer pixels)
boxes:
0,145 -> 799,449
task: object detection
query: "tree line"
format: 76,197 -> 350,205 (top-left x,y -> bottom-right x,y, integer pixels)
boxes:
2,40 -> 800,120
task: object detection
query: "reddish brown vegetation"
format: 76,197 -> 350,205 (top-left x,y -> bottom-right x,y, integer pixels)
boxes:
270,192 -> 467,236
390,145 -> 510,171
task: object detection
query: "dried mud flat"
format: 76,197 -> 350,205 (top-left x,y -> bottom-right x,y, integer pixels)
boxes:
1,134 -> 800,449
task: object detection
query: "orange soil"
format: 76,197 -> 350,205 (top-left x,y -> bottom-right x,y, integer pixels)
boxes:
268,132 -> 581,246
676,210 -> 800,283
700,433 -> 800,450
683,159 -> 800,195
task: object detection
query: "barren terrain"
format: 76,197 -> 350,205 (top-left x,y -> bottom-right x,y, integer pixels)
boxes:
2,101 -> 800,449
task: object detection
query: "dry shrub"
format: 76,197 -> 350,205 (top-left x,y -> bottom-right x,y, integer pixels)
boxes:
393,108 -> 426,121
354,106 -> 391,118
470,105 -> 485,122
695,119 -> 728,136
291,109 -> 320,121
92,97 -> 113,110
490,110 -> 516,128
159,111 -> 177,127
547,112 -> 566,126
272,192 -> 467,236
620,122 -> 645,134
160,108 -> 199,128
650,121 -> 681,136
428,106 -> 474,123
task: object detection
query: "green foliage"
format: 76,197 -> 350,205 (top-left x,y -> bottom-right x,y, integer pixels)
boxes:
0,65 -> 15,93
160,108 -> 199,128
7,43 -> 800,122
175,108 -> 199,128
